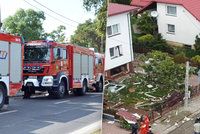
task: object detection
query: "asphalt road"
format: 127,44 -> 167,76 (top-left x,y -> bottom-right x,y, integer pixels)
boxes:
0,92 -> 103,134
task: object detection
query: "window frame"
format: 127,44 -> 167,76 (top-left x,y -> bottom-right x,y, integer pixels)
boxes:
53,47 -> 63,60
167,24 -> 175,34
109,45 -> 123,59
166,5 -> 177,16
107,24 -> 120,37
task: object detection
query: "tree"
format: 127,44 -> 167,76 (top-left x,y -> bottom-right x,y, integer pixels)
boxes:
83,0 -> 104,12
47,25 -> 66,43
70,19 -> 102,52
135,51 -> 185,94
110,0 -> 131,5
3,9 -> 45,42
136,12 -> 158,35
194,35 -> 200,52
82,0 -> 106,52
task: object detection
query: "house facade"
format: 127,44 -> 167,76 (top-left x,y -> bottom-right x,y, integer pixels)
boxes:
131,0 -> 200,48
105,3 -> 138,77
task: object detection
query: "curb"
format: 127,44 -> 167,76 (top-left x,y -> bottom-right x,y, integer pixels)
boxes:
103,113 -> 115,121
68,121 -> 102,134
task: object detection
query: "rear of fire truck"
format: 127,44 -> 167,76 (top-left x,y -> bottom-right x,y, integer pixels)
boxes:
0,31 -> 23,109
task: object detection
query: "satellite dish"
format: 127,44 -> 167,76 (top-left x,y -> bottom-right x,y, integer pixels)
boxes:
150,11 -> 158,18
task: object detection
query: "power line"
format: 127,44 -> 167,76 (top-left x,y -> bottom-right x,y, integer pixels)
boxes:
32,0 -> 80,24
23,0 -> 77,28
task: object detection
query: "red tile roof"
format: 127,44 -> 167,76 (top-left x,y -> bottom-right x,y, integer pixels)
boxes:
131,0 -> 200,21
108,3 -> 139,16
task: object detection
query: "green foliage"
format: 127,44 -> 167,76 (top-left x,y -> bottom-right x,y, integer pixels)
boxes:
191,55 -> 200,67
135,33 -> 174,54
3,9 -> 45,42
194,35 -> 200,52
70,19 -> 102,52
95,2 -> 107,52
137,51 -> 185,92
136,12 -> 158,35
110,0 -> 131,5
83,0 -> 104,12
173,53 -> 188,64
47,25 -> 66,43
173,47 -> 199,58
82,0 -> 106,52
137,34 -> 155,44
120,118 -> 132,130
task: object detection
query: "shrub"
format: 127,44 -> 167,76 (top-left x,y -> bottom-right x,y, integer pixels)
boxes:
173,53 -> 188,64
138,34 -> 155,44
191,55 -> 200,67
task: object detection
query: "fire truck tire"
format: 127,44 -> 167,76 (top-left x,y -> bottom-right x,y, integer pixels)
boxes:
54,80 -> 66,99
0,84 -> 6,110
74,80 -> 87,96
96,79 -> 103,92
23,87 -> 31,99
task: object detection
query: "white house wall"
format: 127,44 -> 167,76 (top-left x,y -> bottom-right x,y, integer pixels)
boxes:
157,3 -> 200,46
105,12 -> 134,71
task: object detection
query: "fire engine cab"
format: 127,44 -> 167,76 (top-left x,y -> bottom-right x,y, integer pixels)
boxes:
0,31 -> 23,109
23,40 -> 104,98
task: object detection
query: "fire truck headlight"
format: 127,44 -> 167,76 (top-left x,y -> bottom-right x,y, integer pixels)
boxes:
41,76 -> 53,87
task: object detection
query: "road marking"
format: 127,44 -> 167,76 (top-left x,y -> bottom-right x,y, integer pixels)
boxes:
54,100 -> 70,105
87,92 -> 103,95
53,107 -> 79,115
68,121 -> 102,134
90,95 -> 101,98
0,110 -> 18,115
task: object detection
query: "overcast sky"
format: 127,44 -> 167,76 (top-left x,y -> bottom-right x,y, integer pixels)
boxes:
1,0 -> 95,40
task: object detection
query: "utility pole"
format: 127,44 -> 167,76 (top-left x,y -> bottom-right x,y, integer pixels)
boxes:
184,61 -> 190,108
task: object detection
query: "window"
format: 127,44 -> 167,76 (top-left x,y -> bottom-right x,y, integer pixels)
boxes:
109,48 -> 114,57
107,24 -> 120,37
63,49 -> 67,59
95,57 -> 103,66
167,24 -> 175,34
109,45 -> 123,59
167,5 -> 177,16
113,24 -> 119,34
53,47 -> 63,60
107,26 -> 112,36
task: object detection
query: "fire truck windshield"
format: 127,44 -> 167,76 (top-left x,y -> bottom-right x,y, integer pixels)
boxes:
24,45 -> 50,62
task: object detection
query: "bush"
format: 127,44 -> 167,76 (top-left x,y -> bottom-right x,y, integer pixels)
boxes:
174,47 -> 198,58
134,33 -> 174,54
191,55 -> 200,67
138,34 -> 155,44
173,53 -> 188,64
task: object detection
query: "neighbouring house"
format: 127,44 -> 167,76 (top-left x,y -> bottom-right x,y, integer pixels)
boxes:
131,0 -> 200,48
105,3 -> 138,78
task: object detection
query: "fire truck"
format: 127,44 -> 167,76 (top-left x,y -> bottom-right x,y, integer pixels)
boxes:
0,31 -> 23,109
23,40 -> 104,98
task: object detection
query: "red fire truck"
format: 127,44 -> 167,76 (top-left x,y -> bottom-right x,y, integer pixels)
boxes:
0,31 -> 23,109
22,40 -> 104,98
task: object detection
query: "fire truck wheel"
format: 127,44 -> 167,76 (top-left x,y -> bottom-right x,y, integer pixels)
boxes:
0,84 -> 6,109
54,80 -> 66,99
23,88 -> 31,99
96,79 -> 103,92
74,80 -> 87,96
